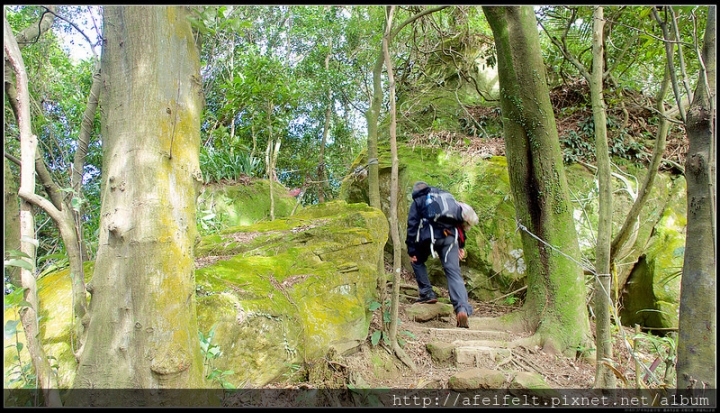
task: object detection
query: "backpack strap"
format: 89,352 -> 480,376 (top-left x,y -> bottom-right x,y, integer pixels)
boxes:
429,225 -> 438,259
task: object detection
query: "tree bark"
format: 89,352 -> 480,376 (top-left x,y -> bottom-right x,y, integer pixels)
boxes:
4,142 -> 21,287
589,6 -> 616,389
3,5 -> 56,290
482,6 -> 593,355
383,5 -> 416,371
676,5 -> 716,390
4,13 -> 62,407
364,5 -> 448,346
317,33 -> 333,203
66,6 -> 208,405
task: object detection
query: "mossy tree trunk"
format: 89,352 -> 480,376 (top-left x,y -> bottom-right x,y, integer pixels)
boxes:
66,6 -> 207,405
589,6 -> 616,389
482,6 -> 592,355
677,5 -> 715,390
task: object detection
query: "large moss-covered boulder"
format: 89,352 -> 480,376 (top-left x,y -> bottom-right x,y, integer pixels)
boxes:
3,263 -> 94,389
339,141 -> 686,319
194,200 -> 388,386
4,201 -> 387,389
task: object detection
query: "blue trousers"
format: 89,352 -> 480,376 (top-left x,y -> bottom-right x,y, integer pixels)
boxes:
411,234 -> 473,316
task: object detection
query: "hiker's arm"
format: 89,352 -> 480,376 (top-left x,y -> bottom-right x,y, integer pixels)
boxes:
406,199 -> 420,256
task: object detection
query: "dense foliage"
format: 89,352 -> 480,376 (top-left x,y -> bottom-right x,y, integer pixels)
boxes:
4,4 -> 705,284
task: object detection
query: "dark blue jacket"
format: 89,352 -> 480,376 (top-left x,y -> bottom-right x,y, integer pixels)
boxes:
406,185 -> 465,257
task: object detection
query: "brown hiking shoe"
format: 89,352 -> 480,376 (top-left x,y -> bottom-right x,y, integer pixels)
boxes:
456,311 -> 469,328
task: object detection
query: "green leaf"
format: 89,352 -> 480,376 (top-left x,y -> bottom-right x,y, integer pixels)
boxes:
672,247 -> 685,258
368,301 -> 381,311
5,319 -> 21,339
37,253 -> 68,262
5,249 -> 31,259
71,196 -> 84,212
370,330 -> 381,346
400,330 -> 416,339
4,258 -> 34,271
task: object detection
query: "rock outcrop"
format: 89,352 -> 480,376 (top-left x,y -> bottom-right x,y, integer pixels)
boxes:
4,200 -> 388,389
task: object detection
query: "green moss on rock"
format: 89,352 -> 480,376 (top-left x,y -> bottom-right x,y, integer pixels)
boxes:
5,201 -> 387,390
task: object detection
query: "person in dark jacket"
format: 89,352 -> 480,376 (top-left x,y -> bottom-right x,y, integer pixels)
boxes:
405,181 -> 472,328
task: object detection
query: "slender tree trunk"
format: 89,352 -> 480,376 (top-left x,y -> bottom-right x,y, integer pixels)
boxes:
365,5 -> 447,213
364,5 -> 447,333
317,36 -> 332,203
66,6 -> 208,405
482,6 -> 592,355
610,23 -> 674,283
367,14 -> 387,318
383,5 -> 415,371
590,6 -> 616,389
4,14 -> 62,407
4,148 -> 21,288
610,68 -> 671,292
677,5 -> 716,390
6,6 -> 100,358
265,100 -> 279,221
3,5 -> 56,293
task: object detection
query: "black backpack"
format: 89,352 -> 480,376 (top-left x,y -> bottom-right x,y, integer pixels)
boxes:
422,186 -> 464,228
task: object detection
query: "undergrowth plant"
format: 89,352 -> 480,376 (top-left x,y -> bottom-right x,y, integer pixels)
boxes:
632,330 -> 678,388
200,146 -> 262,184
367,300 -> 416,348
199,325 -> 235,390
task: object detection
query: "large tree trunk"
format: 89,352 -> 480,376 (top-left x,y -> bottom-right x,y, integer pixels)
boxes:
66,6 -> 208,405
482,6 -> 592,356
677,5 -> 715,390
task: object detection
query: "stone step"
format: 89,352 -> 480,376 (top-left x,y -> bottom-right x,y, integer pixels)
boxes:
425,327 -> 510,342
455,344 -> 513,367
450,339 -> 508,348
